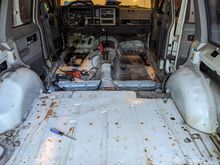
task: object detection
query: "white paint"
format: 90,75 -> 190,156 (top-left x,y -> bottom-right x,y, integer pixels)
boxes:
13,0 -> 23,27
173,0 -> 189,69
6,91 -> 220,164
0,68 -> 43,134
167,66 -> 218,133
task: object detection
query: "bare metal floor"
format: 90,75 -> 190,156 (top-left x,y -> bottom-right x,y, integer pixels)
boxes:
116,55 -> 153,81
7,91 -> 220,165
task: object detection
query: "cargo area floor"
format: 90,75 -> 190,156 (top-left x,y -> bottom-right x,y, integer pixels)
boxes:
6,91 -> 220,165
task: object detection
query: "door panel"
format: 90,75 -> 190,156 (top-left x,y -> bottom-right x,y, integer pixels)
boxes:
0,0 -> 45,75
12,23 -> 45,74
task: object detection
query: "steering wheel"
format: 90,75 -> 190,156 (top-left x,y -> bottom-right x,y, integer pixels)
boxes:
65,1 -> 93,27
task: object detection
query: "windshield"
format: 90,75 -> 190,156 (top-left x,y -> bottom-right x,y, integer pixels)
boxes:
61,0 -> 152,8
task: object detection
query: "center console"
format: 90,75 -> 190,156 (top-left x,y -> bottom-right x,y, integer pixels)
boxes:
94,7 -> 116,25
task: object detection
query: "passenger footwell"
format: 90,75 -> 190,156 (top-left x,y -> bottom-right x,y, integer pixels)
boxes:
7,91 -> 220,165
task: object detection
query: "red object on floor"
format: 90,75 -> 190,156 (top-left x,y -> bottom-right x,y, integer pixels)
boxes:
64,71 -> 82,79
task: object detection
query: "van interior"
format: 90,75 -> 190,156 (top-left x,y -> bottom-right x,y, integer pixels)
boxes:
0,0 -> 220,164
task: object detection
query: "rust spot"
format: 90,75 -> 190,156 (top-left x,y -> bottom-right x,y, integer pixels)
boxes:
40,96 -> 49,100
58,140 -> 62,143
44,108 -> 56,119
48,139 -> 52,142
50,102 -> 57,108
44,102 -> 58,120
67,127 -> 75,135
147,158 -> 153,165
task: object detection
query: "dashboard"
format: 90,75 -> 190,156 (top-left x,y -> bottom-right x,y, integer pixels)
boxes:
63,5 -> 117,26
61,3 -> 151,34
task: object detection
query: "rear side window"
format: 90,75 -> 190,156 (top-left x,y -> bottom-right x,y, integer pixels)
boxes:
206,0 -> 220,45
13,0 -> 32,27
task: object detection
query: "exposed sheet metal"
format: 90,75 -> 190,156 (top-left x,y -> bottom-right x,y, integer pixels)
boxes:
98,64 -> 114,89
114,80 -> 160,91
167,66 -> 218,133
4,91 -> 220,165
0,68 -> 43,134
57,80 -> 101,91
114,54 -> 152,81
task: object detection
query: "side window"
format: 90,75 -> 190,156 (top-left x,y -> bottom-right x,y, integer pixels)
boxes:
206,0 -> 220,45
13,0 -> 32,27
